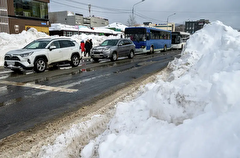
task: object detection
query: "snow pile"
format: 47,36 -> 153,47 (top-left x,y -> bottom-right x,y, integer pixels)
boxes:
2,20 -> 240,158
78,21 -> 240,157
107,22 -> 127,31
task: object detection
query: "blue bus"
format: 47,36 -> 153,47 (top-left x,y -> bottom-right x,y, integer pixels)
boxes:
125,27 -> 172,54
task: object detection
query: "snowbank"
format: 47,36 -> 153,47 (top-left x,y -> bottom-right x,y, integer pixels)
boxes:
79,21 -> 240,158
1,20 -> 240,158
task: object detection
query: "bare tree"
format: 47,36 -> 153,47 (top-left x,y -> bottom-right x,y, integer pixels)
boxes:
127,15 -> 137,27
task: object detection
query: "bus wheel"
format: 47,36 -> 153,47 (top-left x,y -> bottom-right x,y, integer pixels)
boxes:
163,45 -> 167,52
150,46 -> 154,54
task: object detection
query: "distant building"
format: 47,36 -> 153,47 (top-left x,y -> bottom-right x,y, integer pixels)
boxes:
0,0 -> 50,34
89,16 -> 109,27
49,11 -> 108,28
49,11 -> 84,26
175,24 -> 185,32
185,19 -> 210,34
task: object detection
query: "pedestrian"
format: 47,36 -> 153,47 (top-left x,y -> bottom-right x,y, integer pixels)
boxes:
89,39 -> 93,50
80,40 -> 85,56
85,39 -> 91,57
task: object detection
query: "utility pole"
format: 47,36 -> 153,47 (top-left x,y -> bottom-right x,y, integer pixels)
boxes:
88,4 -> 91,17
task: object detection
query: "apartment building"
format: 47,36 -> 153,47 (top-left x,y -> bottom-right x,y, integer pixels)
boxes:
0,0 -> 50,34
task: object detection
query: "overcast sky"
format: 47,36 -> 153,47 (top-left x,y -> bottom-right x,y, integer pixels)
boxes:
49,0 -> 240,29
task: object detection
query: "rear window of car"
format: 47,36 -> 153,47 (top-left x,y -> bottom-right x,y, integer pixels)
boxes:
123,40 -> 132,45
100,40 -> 119,46
59,40 -> 75,48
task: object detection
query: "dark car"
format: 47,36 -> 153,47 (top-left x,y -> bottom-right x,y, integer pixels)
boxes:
91,39 -> 135,62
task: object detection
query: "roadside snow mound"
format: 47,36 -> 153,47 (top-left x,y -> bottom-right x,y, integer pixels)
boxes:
79,21 -> 240,158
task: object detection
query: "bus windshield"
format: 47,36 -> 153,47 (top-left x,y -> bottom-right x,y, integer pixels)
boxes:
172,32 -> 181,44
125,28 -> 147,42
172,32 -> 190,44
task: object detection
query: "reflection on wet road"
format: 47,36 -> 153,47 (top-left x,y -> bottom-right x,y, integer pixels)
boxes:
0,50 -> 181,139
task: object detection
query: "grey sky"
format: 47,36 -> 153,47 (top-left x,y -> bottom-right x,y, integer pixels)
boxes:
49,0 -> 240,29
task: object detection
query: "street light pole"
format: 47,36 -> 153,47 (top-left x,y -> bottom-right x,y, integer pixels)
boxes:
167,13 -> 176,31
132,0 -> 145,18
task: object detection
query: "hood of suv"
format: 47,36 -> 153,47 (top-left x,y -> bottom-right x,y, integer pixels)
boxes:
93,46 -> 112,50
6,49 -> 44,55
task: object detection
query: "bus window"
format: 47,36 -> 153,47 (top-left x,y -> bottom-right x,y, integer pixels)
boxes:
125,27 -> 172,54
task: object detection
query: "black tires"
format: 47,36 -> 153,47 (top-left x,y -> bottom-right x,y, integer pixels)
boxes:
128,50 -> 134,59
92,58 -> 99,62
163,45 -> 167,52
150,46 -> 154,54
111,52 -> 118,61
70,54 -> 80,67
34,58 -> 47,73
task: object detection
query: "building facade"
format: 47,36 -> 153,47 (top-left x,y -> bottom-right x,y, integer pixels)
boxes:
0,0 -> 50,34
89,16 -> 109,27
49,11 -> 84,26
49,11 -> 109,28
185,19 -> 210,34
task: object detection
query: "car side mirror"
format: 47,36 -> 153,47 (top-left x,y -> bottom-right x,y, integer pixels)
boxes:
49,45 -> 56,51
118,43 -> 123,46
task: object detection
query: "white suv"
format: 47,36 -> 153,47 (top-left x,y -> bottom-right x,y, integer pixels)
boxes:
4,38 -> 82,73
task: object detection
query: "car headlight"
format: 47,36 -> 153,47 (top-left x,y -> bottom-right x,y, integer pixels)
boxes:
20,52 -> 34,57
103,48 -> 110,53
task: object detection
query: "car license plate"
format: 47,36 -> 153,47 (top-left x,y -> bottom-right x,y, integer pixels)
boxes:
7,61 -> 15,66
94,54 -> 102,58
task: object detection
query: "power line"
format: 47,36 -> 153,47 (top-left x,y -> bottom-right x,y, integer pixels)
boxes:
135,12 -> 165,23
67,0 -> 130,13
51,0 -> 88,11
138,9 -> 240,14
51,0 -> 131,14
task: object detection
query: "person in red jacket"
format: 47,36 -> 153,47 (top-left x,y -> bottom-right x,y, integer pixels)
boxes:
80,40 -> 85,56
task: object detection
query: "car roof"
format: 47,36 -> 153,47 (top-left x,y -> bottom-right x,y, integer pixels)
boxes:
35,38 -> 74,42
105,38 -> 130,41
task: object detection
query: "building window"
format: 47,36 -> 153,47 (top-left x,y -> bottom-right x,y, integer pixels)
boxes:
14,0 -> 48,19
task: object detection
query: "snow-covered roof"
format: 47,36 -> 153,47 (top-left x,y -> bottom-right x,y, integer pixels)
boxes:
107,22 -> 127,31
49,23 -> 122,35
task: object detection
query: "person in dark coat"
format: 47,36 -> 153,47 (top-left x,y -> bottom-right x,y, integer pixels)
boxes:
85,39 -> 91,57
89,39 -> 93,50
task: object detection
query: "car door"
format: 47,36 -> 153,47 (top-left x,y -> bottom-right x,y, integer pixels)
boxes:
117,40 -> 125,57
48,41 -> 62,63
123,40 -> 131,56
59,40 -> 74,61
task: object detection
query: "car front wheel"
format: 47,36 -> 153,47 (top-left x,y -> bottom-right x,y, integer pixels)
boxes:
111,52 -> 118,61
34,58 -> 47,73
70,54 -> 80,67
128,50 -> 134,59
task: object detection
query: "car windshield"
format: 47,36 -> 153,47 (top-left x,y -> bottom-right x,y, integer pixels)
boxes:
100,40 -> 119,46
23,41 -> 50,49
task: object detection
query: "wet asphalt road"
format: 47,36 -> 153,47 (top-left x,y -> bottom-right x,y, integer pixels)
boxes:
0,50 -> 180,140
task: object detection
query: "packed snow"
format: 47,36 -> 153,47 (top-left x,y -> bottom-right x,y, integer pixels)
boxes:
1,21 -> 240,158
79,21 -> 240,158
